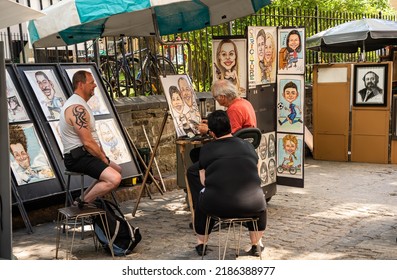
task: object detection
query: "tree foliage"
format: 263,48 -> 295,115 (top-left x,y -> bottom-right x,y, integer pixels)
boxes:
270,0 -> 396,15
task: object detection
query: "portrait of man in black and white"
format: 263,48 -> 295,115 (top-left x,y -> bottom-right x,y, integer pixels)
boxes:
355,67 -> 387,106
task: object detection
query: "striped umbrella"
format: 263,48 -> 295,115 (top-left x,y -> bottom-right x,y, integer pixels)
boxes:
28,0 -> 271,48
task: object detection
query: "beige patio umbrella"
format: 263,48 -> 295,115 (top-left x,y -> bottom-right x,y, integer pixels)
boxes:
0,0 -> 44,29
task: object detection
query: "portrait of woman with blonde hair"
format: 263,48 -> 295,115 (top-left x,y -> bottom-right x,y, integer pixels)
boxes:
263,32 -> 276,83
257,29 -> 276,84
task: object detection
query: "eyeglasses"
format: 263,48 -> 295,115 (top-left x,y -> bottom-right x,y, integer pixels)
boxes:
214,95 -> 224,101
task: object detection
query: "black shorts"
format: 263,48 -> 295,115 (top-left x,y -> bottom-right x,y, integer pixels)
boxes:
64,148 -> 108,180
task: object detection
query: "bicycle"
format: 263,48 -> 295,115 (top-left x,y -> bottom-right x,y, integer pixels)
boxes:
100,48 -> 177,98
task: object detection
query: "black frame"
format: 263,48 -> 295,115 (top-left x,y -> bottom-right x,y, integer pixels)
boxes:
353,64 -> 388,107
9,64 -> 65,202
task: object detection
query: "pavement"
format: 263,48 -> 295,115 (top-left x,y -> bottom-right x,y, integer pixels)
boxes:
11,157 -> 397,260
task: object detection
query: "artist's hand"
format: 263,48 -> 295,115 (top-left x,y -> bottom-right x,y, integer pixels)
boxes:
198,120 -> 209,135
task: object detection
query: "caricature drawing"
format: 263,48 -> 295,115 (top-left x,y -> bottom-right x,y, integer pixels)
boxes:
214,39 -> 246,95
178,76 -> 201,126
34,70 -> 65,120
9,124 -> 55,185
257,29 -> 276,83
277,134 -> 302,177
278,81 -> 303,126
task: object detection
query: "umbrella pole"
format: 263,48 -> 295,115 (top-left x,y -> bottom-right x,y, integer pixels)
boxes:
151,10 -> 192,79
362,41 -> 366,62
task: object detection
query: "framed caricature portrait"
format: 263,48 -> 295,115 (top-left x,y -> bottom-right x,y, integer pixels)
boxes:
257,131 -> 277,186
247,26 -> 277,88
277,75 -> 305,134
23,68 -> 68,121
96,119 -> 132,164
161,74 -> 201,138
278,27 -> 305,75
353,64 -> 388,107
276,132 -> 303,179
212,36 -> 247,98
9,123 -> 55,186
6,68 -> 29,123
63,66 -> 110,115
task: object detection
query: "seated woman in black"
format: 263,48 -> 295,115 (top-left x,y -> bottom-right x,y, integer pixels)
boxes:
194,110 -> 267,257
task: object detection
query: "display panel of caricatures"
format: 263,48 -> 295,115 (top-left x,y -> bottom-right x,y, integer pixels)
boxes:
247,26 -> 277,88
23,69 -> 68,121
257,131 -> 277,186
9,123 -> 55,186
6,70 -> 29,123
63,66 -> 110,115
96,119 -> 132,164
10,64 -> 65,203
212,36 -> 247,98
161,74 -> 201,138
278,28 -> 305,75
277,75 -> 304,134
276,132 -> 303,179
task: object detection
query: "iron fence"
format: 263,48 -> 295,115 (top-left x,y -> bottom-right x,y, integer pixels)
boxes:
2,6 -> 396,97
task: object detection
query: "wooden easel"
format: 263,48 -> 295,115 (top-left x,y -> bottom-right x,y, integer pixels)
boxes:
129,110 -> 169,216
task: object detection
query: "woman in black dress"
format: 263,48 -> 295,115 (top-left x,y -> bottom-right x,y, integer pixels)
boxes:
194,110 -> 267,257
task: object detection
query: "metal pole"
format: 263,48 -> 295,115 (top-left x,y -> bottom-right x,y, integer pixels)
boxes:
0,41 -> 13,260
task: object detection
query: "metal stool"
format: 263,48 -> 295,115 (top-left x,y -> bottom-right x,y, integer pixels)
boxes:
64,170 -> 85,207
54,170 -> 114,259
202,216 -> 262,260
64,170 -> 88,239
55,205 -> 114,259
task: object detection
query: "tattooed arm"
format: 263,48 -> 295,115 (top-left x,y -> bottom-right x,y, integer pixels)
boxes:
65,104 -> 108,164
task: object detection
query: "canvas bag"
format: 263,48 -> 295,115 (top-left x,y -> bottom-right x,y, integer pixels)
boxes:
93,198 -> 142,256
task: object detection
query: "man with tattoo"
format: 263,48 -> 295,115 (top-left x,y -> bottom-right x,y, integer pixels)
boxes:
59,70 -> 121,207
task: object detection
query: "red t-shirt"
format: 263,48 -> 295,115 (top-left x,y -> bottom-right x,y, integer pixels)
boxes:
227,98 -> 257,133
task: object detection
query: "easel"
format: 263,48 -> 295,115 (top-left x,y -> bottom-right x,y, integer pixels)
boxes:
128,110 -> 169,216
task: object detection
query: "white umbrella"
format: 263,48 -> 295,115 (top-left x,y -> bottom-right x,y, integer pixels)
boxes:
0,0 -> 44,260
306,18 -> 397,56
0,0 -> 44,29
28,0 -> 271,48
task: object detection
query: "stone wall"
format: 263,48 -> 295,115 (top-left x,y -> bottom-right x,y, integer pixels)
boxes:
114,95 -> 177,175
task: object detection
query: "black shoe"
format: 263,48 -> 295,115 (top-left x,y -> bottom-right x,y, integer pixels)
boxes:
74,197 -> 87,209
278,120 -> 283,126
195,244 -> 207,256
249,245 -> 264,257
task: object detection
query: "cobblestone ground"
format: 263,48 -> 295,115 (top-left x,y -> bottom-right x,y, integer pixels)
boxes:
12,158 -> 397,260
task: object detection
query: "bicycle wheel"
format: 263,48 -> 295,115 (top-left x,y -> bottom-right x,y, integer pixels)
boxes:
143,55 -> 177,95
100,60 -> 117,96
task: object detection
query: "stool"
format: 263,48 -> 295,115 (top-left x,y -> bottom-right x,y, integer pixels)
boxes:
55,206 -> 114,259
55,170 -> 115,259
64,170 -> 85,207
64,170 -> 88,239
202,216 -> 262,260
